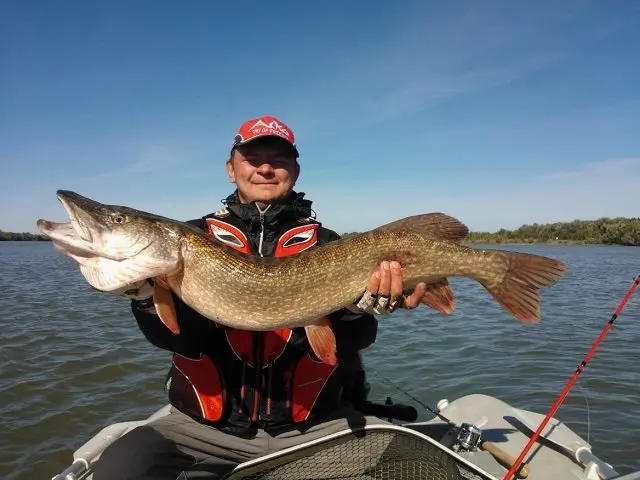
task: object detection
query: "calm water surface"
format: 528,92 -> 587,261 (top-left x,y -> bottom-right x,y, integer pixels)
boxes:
1,242 -> 639,479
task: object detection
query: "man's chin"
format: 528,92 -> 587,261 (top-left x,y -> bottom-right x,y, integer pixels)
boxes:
250,185 -> 286,202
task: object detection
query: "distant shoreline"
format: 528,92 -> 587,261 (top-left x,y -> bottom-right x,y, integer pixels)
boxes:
0,235 -> 49,242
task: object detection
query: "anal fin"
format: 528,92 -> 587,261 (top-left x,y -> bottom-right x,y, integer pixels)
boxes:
152,281 -> 181,334
420,278 -> 456,314
305,317 -> 337,366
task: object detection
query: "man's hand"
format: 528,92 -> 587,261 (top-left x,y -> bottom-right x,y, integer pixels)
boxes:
352,261 -> 427,315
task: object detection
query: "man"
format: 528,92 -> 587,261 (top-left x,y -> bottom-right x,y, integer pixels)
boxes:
92,115 -> 428,479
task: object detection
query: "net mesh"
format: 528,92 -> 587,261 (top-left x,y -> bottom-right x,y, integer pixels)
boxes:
223,428 -> 488,480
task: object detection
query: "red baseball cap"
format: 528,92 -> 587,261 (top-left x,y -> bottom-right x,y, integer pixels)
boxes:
232,115 -> 299,158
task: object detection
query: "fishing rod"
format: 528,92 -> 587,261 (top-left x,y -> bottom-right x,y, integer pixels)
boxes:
503,274 -> 640,480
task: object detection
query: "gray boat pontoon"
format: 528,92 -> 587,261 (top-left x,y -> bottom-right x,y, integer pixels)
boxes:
51,392 -> 639,480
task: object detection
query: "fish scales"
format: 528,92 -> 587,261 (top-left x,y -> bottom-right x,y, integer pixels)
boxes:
171,228 -> 503,330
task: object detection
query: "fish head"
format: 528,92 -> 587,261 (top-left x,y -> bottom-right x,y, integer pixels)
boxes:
37,190 -> 184,291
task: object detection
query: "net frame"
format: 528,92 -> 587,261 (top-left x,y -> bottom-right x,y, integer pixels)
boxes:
223,424 -> 499,480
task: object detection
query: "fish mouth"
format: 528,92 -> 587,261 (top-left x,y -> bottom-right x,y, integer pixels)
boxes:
36,191 -> 94,245
36,218 -> 90,259
58,191 -> 94,243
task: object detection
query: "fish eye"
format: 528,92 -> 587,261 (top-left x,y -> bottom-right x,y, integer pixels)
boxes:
113,214 -> 126,224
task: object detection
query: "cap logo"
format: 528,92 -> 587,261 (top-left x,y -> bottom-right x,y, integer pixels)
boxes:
232,116 -> 299,157
248,119 -> 291,139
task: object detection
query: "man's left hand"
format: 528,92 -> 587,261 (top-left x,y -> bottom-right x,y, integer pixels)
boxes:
352,261 -> 427,315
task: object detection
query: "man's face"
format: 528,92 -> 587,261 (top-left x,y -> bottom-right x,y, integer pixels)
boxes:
226,138 -> 300,205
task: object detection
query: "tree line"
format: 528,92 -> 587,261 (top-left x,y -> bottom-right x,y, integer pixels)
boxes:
0,230 -> 50,241
341,217 -> 640,246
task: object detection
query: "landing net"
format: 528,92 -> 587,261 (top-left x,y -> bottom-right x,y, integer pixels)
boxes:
224,426 -> 496,480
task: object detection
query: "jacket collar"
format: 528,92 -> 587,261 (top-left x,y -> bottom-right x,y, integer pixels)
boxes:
221,189 -> 315,228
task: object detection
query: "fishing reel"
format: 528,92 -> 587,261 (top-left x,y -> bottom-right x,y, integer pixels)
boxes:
452,422 -> 482,452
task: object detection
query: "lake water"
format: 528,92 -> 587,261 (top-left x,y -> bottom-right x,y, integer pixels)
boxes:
1,241 -> 639,479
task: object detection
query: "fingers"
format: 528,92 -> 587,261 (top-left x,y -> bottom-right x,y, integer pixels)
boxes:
373,262 -> 392,313
404,282 -> 427,309
355,261 -> 443,316
354,262 -> 406,315
367,269 -> 381,294
374,261 -> 403,314
389,262 -> 404,299
378,261 -> 392,297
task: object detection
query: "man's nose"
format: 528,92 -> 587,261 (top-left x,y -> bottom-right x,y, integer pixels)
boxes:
256,161 -> 275,174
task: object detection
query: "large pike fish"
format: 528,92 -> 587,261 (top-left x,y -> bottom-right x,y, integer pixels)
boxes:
37,190 -> 567,365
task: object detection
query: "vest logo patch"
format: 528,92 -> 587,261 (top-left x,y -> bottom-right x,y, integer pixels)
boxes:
275,224 -> 319,257
205,218 -> 251,254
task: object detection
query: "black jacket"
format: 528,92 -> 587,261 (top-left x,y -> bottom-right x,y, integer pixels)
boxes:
132,190 -> 377,437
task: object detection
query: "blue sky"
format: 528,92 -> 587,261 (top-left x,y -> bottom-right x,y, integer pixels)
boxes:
1,1 -> 639,234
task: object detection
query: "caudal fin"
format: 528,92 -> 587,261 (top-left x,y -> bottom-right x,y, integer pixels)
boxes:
305,318 -> 337,366
481,252 -> 567,323
420,278 -> 456,314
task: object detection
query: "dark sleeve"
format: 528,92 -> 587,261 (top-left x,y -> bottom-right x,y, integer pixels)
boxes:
319,226 -> 379,352
132,217 -> 216,359
131,297 -> 218,359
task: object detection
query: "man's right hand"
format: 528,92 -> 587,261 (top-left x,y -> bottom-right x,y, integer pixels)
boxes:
351,261 -> 427,315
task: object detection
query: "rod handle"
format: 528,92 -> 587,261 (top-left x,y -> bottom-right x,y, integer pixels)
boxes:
482,441 -> 530,478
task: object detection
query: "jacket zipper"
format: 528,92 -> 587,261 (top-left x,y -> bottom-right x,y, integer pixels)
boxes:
256,203 -> 271,257
251,331 -> 264,422
238,359 -> 247,415
266,360 -> 273,416
249,203 -> 269,422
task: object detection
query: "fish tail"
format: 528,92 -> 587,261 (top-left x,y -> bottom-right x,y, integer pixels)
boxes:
479,251 -> 567,323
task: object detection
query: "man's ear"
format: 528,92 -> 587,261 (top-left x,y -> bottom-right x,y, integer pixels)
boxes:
225,157 -> 236,183
292,160 -> 300,184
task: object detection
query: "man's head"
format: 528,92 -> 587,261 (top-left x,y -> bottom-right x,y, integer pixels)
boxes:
226,115 -> 300,205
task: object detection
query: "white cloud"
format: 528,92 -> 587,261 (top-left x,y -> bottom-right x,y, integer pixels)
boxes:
539,157 -> 640,181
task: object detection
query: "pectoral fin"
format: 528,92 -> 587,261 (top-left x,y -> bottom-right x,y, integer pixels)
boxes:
305,317 -> 337,366
152,281 -> 180,334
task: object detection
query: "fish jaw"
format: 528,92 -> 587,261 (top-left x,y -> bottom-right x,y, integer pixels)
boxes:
36,218 -> 97,256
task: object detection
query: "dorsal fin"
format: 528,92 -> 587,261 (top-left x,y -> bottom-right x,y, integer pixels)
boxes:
376,213 -> 469,242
